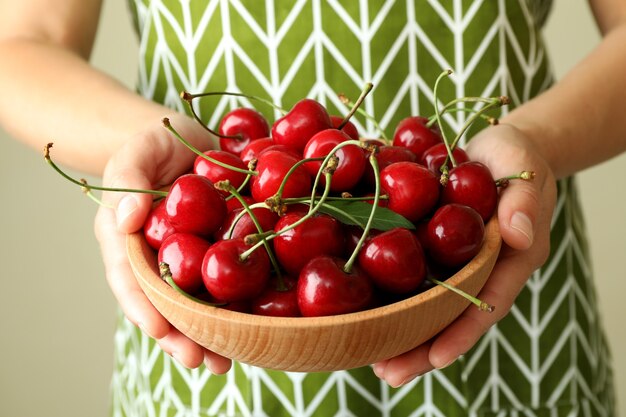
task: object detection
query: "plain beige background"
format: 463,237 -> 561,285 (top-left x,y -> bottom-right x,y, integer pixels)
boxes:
0,1 -> 624,416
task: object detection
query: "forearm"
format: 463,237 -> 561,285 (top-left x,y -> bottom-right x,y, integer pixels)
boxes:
503,23 -> 626,179
0,37 -> 173,175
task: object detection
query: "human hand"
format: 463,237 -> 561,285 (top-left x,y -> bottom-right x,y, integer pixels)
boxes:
372,123 -> 557,387
94,113 -> 233,372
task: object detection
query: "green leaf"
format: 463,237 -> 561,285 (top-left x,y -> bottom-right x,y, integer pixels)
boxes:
317,200 -> 415,231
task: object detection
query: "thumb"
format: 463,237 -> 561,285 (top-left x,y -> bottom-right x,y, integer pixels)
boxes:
103,168 -> 155,233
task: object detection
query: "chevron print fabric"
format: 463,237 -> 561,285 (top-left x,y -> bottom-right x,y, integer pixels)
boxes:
111,1 -> 616,416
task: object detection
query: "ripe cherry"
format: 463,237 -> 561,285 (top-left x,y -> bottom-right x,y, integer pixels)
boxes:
303,129 -> 366,192
330,115 -> 359,140
251,276 -> 300,317
214,207 -> 279,241
362,145 -> 417,187
440,161 -> 498,221
271,98 -> 332,153
358,228 -> 427,294
239,137 -> 274,164
218,107 -> 270,155
158,233 -> 211,294
251,150 -> 312,203
392,116 -> 442,160
297,256 -> 373,317
273,211 -> 345,276
143,199 -> 176,250
420,143 -> 469,175
165,174 -> 227,236
380,161 -> 440,222
193,150 -> 248,196
202,238 -> 270,302
424,203 -> 485,268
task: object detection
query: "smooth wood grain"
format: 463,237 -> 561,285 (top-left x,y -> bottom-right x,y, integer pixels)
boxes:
127,217 -> 501,372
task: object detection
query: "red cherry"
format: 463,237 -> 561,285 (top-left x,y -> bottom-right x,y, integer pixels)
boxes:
193,150 -> 248,196
202,238 -> 270,302
271,98 -> 332,153
251,276 -> 301,317
380,162 -> 440,222
226,195 -> 255,213
143,199 -> 176,250
440,161 -> 498,222
273,211 -> 345,276
158,233 -> 211,294
214,207 -> 279,241
218,108 -> 270,155
239,137 -> 274,164
344,225 -> 380,256
393,116 -> 442,160
424,203 -> 485,268
165,174 -> 227,236
303,129 -> 366,192
420,143 -> 470,174
297,256 -> 373,317
357,228 -> 427,294
362,145 -> 417,187
251,150 -> 311,203
330,115 -> 359,140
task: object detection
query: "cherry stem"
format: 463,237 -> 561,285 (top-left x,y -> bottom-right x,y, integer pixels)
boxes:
271,156 -> 326,210
159,262 -> 225,307
215,181 -> 284,285
338,93 -> 389,142
224,160 -> 257,202
447,96 -> 509,152
44,143 -> 168,198
337,83 -> 373,131
181,94 -> 242,141
343,153 -> 381,273
433,69 -> 456,169
428,277 -> 494,312
162,118 -> 258,176
240,170 -> 334,261
282,194 -> 389,204
495,170 -> 536,188
426,105 -> 499,128
181,90 -> 286,114
426,97 -> 499,128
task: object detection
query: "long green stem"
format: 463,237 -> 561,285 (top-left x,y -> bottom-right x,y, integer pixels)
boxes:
343,154 -> 381,273
159,262 -> 225,307
162,118 -> 258,176
337,83 -> 373,131
429,277 -> 494,312
338,93 -> 389,142
181,91 -> 286,114
44,143 -> 167,198
425,96 -> 498,128
433,69 -> 456,168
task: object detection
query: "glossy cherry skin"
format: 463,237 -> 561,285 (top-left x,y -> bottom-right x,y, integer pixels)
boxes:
303,129 -> 366,192
357,228 -> 427,294
272,98 -> 333,153
392,116 -> 442,160
225,195 -> 255,213
251,150 -> 312,203
362,145 -> 417,187
251,276 -> 301,317
440,161 -> 498,222
420,143 -> 470,175
297,256 -> 374,317
165,174 -> 227,236
143,199 -> 176,250
218,107 -> 270,155
380,161 -> 440,222
214,207 -> 279,241
158,233 -> 211,294
273,211 -> 345,276
424,203 -> 485,268
193,150 -> 248,196
330,115 -> 359,140
201,238 -> 270,302
239,137 -> 274,164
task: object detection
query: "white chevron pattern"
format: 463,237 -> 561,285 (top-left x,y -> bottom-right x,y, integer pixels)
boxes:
111,1 -> 615,416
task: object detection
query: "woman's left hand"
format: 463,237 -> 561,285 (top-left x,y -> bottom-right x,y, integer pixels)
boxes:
372,123 -> 557,387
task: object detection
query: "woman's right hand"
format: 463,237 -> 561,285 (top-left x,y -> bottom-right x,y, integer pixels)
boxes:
94,113 -> 233,372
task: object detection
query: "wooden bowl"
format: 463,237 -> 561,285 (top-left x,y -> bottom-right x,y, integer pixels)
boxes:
127,217 -> 501,372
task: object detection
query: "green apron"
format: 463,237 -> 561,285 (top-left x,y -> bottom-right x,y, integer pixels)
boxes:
111,1 -> 615,415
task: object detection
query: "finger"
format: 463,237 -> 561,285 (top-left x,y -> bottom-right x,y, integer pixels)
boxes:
376,341 -> 434,387
427,248 -> 534,368
94,206 -> 171,339
157,329 -> 206,368
203,350 -> 233,374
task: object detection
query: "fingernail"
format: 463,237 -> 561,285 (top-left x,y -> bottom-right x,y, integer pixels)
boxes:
436,356 -> 458,370
372,362 -> 387,379
395,372 -> 421,387
510,211 -> 533,246
117,195 -> 138,228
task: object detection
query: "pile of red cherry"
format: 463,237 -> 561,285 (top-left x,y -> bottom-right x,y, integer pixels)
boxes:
144,92 -> 502,318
